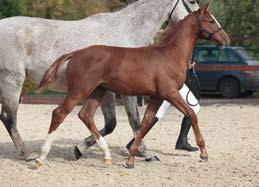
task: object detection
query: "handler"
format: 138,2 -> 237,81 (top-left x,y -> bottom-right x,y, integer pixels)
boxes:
155,60 -> 201,152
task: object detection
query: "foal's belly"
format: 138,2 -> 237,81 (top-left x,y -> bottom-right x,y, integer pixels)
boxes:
102,80 -> 156,96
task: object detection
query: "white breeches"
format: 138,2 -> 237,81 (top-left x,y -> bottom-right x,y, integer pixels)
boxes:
155,84 -> 200,119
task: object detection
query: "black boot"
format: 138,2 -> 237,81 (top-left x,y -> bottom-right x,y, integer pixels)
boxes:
175,116 -> 198,152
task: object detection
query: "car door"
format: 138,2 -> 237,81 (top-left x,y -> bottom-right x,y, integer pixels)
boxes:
224,48 -> 247,90
195,47 -> 225,91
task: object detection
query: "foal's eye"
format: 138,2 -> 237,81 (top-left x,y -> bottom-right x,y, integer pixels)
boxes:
209,20 -> 215,23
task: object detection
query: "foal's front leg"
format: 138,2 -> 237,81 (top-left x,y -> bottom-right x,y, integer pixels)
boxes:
126,97 -> 162,168
166,90 -> 208,160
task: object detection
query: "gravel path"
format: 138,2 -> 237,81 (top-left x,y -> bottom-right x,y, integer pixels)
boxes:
0,103 -> 258,187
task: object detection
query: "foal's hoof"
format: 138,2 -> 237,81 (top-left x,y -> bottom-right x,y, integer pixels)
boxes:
200,155 -> 209,162
123,162 -> 134,169
33,160 -> 42,169
104,158 -> 112,165
74,146 -> 83,160
126,139 -> 146,158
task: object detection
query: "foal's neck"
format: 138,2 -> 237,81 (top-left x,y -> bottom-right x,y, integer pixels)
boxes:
117,0 -> 179,46
164,14 -> 199,69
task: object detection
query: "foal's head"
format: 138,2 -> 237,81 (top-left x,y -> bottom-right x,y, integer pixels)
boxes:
195,0 -> 230,47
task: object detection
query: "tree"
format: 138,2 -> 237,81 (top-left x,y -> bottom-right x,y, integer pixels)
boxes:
0,0 -> 20,18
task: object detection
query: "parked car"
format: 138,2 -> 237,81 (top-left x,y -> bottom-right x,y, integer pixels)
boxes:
193,45 -> 259,98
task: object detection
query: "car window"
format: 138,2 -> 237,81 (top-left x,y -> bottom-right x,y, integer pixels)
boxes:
196,49 -> 207,63
235,48 -> 253,60
195,48 -> 219,64
218,50 -> 228,63
225,48 -> 241,63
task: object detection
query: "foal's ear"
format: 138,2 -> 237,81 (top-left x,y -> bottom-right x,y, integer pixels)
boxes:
200,0 -> 212,15
203,0 -> 212,12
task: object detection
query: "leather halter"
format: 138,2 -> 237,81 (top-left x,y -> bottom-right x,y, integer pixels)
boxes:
195,11 -> 223,40
168,0 -> 223,40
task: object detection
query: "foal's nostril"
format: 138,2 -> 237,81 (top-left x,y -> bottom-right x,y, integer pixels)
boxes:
220,31 -> 230,46
224,34 -> 230,46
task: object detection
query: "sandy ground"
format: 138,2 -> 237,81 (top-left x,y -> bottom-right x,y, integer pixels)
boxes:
0,101 -> 258,187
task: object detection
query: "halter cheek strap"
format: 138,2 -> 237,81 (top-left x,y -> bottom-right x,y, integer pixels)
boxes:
199,27 -> 223,40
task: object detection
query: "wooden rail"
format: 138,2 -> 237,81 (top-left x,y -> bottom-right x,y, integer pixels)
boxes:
1,65 -> 259,105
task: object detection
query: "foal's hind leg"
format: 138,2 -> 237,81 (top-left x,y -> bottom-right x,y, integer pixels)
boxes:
35,95 -> 82,167
78,88 -> 112,164
75,90 -> 117,159
126,97 -> 162,168
122,96 -> 145,152
166,91 -> 208,160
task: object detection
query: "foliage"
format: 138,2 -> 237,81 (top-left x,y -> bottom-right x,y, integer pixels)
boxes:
0,0 -> 20,18
0,0 -> 130,20
22,79 -> 38,95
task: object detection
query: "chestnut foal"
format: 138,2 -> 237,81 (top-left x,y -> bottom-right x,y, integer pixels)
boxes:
36,0 -> 229,168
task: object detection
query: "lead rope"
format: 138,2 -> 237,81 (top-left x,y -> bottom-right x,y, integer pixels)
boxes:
168,0 -> 200,107
186,47 -> 201,107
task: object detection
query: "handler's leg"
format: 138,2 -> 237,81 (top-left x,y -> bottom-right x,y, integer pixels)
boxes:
176,70 -> 200,152
150,93 -> 199,152
175,116 -> 199,151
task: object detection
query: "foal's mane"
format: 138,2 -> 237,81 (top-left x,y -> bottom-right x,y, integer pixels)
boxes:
155,10 -> 198,46
155,21 -> 176,45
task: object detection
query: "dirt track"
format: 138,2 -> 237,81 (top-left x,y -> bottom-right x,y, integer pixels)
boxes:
0,101 -> 258,187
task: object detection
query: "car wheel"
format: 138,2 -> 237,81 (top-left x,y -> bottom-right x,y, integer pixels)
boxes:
219,77 -> 240,98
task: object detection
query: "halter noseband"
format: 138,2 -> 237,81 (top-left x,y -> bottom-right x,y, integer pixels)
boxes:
195,11 -> 223,40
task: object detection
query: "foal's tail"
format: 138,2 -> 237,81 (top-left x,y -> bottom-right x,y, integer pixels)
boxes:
36,53 -> 73,93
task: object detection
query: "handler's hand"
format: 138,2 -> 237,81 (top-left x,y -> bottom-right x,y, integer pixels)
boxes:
188,61 -> 196,69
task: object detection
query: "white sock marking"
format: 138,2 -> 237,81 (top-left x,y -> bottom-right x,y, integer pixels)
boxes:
37,133 -> 54,163
96,136 -> 111,160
